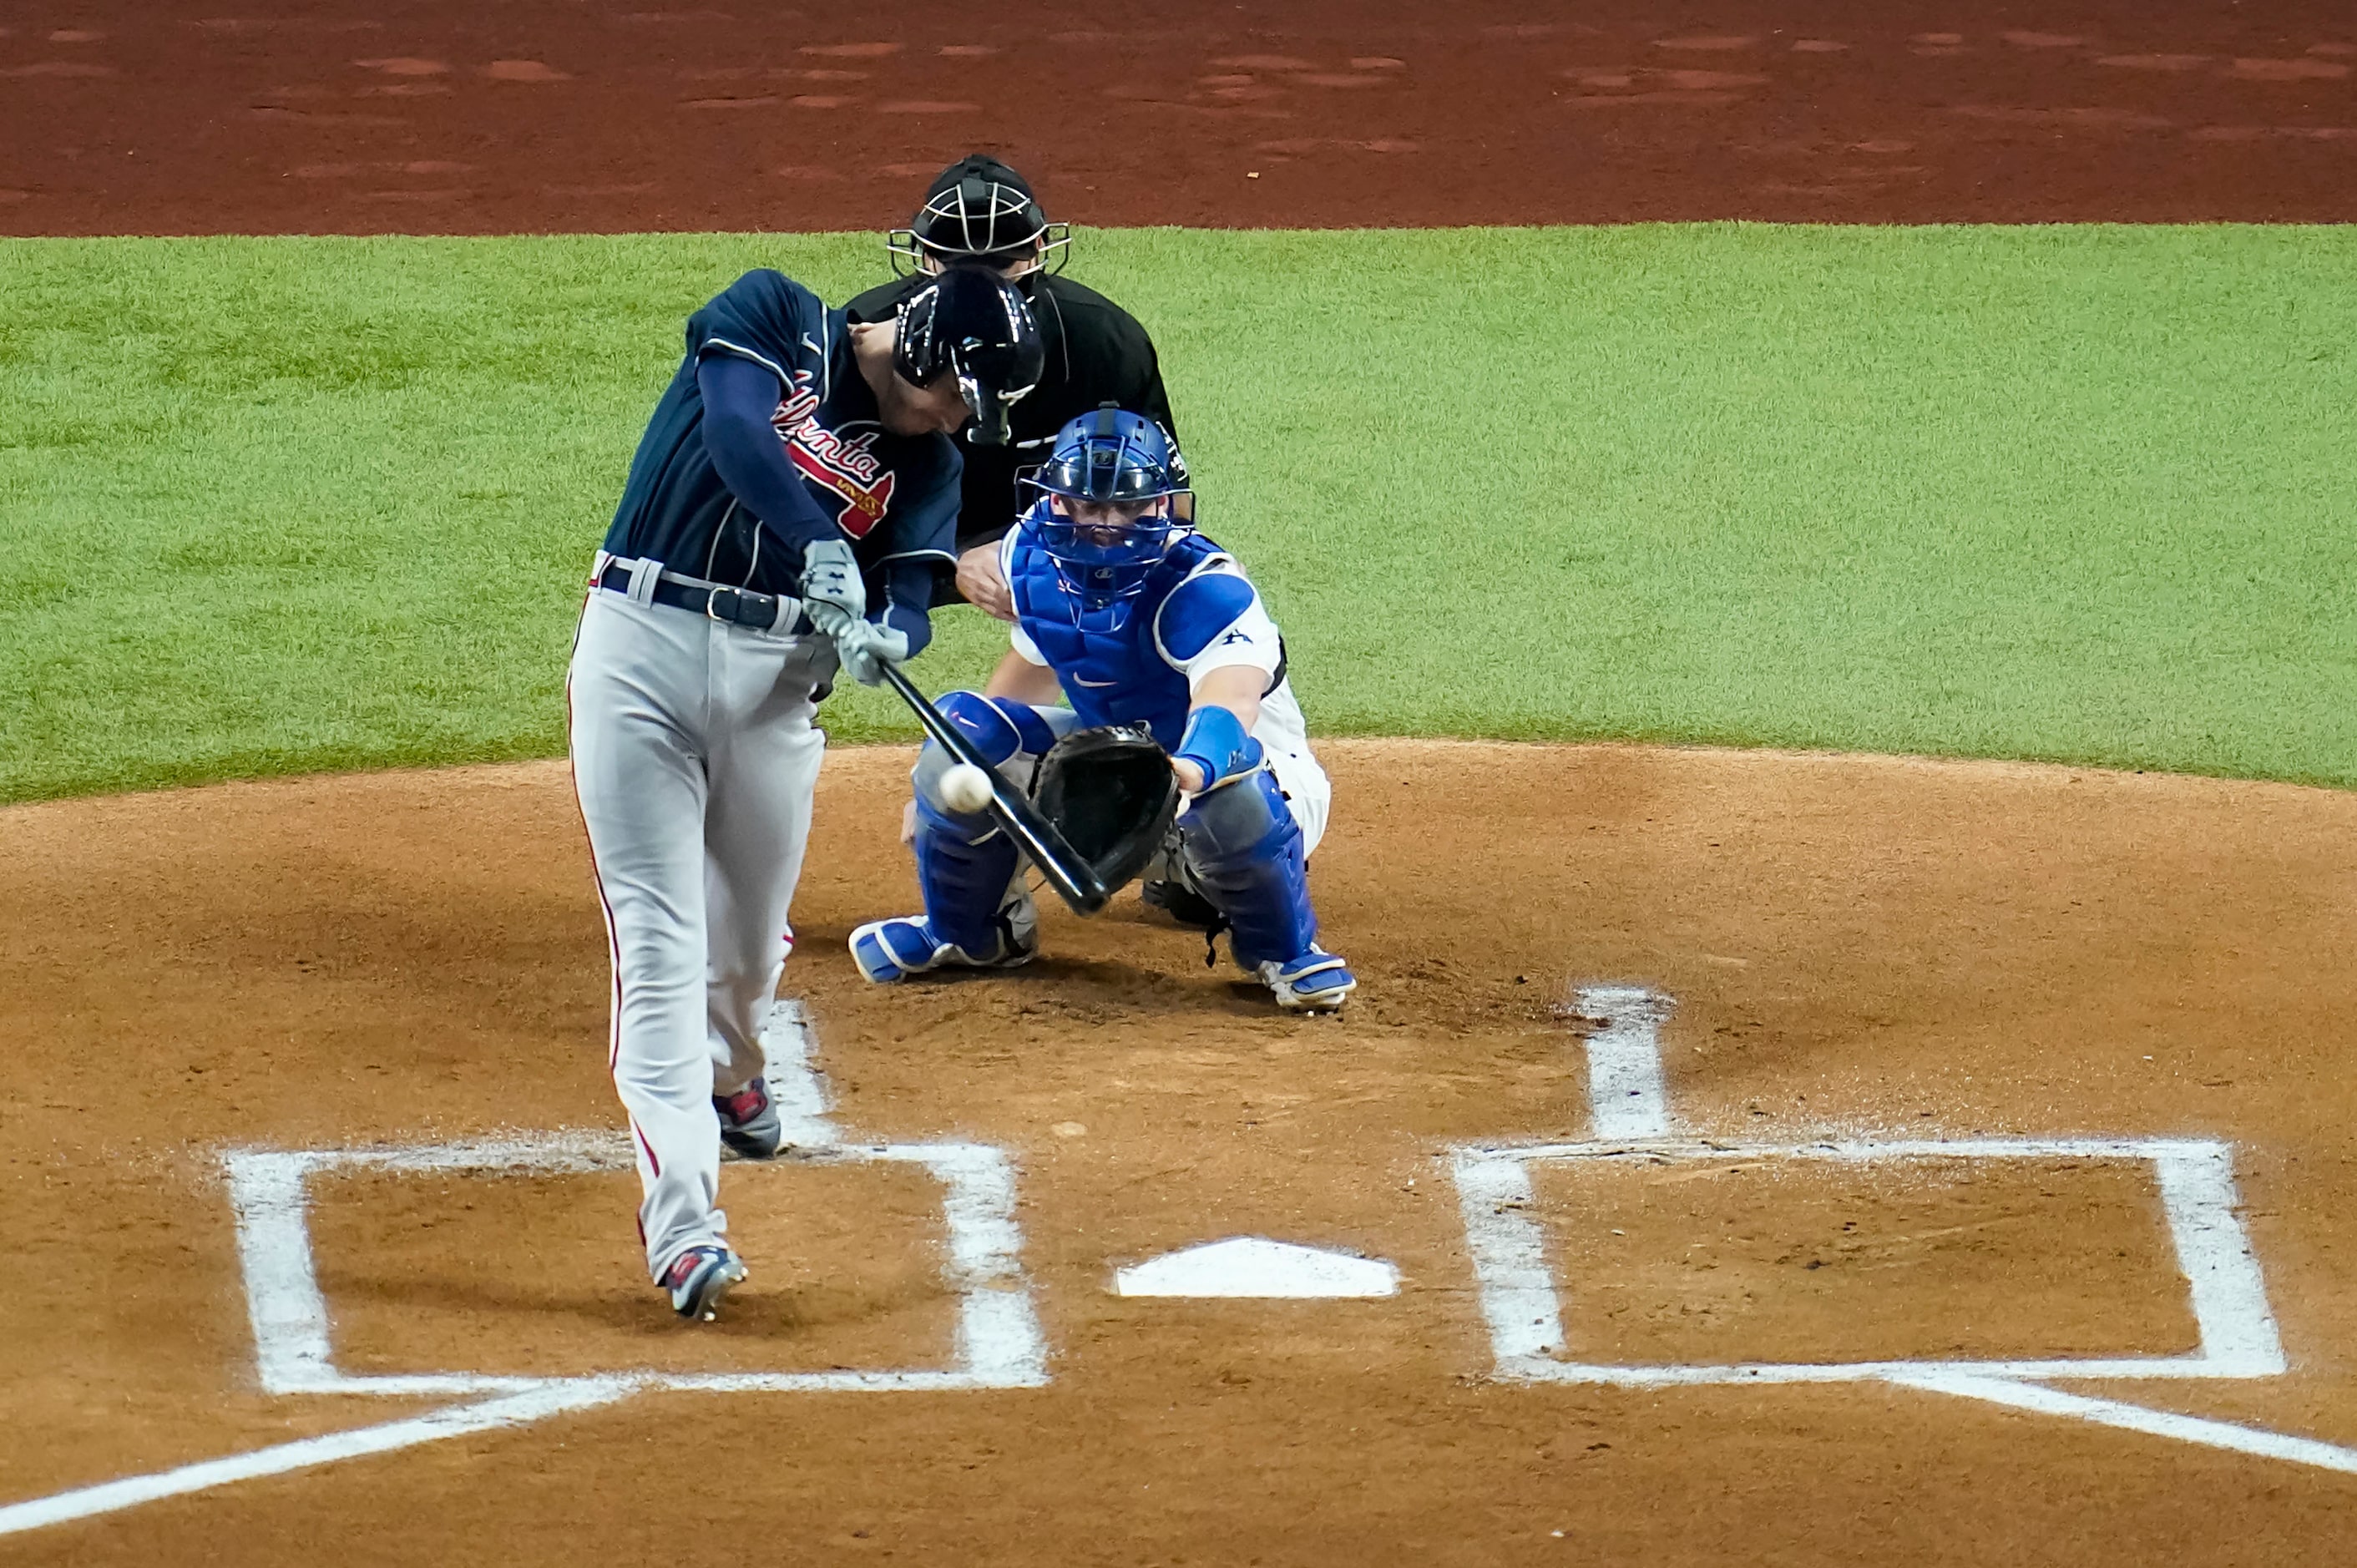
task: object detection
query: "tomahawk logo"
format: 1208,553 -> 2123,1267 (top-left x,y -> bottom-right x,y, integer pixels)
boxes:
771,376 -> 897,537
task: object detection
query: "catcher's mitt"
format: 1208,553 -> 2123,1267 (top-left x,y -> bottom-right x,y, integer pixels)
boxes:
1030,725 -> 1180,894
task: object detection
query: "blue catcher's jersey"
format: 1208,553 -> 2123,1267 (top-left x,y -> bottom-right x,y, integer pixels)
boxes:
1000,505 -> 1292,747
602,269 -> 960,598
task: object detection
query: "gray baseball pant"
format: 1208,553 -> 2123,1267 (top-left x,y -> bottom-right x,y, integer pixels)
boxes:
568,576 -> 831,1283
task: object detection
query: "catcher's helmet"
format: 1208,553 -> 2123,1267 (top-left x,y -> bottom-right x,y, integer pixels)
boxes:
893,266 -> 1045,446
888,154 -> 1071,277
1023,405 -> 1193,611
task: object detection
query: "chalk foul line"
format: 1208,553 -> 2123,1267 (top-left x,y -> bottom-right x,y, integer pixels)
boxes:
1888,1370 -> 2357,1476
0,1378 -> 641,1538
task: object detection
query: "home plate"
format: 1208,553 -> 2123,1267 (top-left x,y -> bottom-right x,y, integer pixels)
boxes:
1112,1237 -> 1400,1298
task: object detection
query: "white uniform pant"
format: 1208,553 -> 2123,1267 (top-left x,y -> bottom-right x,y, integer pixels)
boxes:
569,586 -> 831,1282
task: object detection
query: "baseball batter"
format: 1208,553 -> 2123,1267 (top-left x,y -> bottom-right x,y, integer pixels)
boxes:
570,264 -> 1044,1320
847,407 -> 1356,1013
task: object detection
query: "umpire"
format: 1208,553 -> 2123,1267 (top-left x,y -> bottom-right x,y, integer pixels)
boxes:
846,155 -> 1179,620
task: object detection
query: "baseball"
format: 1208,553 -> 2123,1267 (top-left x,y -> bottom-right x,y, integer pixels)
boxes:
940,762 -> 995,814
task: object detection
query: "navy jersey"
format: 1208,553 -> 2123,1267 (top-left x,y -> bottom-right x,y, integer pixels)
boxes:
1000,512 -> 1299,752
603,270 -> 961,600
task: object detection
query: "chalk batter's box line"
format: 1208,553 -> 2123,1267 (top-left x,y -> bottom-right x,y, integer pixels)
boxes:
1449,1136 -> 2288,1387
222,1133 -> 1049,1398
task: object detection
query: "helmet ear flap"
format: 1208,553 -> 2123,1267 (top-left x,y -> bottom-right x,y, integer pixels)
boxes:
889,285 -> 933,387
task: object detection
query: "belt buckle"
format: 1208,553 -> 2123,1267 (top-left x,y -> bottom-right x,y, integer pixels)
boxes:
705,587 -> 736,623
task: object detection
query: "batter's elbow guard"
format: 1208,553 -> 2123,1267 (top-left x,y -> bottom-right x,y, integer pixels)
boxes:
883,601 -> 933,660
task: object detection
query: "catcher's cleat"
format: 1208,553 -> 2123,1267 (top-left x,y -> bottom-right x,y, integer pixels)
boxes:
1259,946 -> 1357,1013
849,913 -> 1038,984
713,1077 -> 781,1161
662,1245 -> 748,1322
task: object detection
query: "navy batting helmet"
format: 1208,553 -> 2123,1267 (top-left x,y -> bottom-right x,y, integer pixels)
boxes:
893,266 -> 1045,446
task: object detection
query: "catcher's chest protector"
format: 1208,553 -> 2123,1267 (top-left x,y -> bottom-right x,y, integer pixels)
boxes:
1009,530 -> 1223,745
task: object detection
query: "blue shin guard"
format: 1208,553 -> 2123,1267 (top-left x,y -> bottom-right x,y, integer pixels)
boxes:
1176,769 -> 1318,964
850,691 -> 1049,981
910,790 -> 1024,957
1176,770 -> 1353,1009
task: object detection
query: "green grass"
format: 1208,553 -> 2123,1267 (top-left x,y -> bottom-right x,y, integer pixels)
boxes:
3,226 -> 2354,802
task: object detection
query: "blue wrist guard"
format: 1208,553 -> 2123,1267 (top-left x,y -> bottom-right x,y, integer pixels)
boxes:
1175,704 -> 1263,791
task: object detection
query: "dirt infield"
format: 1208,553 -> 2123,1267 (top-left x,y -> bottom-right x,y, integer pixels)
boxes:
3,1 -> 2354,234
5,740 -> 2357,1560
8,3 -> 2357,1550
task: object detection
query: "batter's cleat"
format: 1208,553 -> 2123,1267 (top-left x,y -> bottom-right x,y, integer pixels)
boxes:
1259,946 -> 1357,1013
662,1245 -> 748,1322
849,913 -> 1037,984
713,1077 -> 781,1161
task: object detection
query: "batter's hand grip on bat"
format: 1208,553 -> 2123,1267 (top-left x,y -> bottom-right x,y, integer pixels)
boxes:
878,664 -> 1113,916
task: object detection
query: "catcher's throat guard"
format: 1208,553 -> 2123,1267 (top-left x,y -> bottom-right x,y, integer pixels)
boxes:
1029,725 -> 1181,895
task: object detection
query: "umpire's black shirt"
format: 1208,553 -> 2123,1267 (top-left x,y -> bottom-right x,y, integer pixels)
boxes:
845,271 -> 1178,561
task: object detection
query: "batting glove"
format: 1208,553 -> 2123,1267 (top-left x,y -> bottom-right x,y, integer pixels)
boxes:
799,538 -> 866,635
835,620 -> 911,687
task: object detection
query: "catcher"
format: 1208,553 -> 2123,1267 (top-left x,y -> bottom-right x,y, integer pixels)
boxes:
848,406 -> 1356,1011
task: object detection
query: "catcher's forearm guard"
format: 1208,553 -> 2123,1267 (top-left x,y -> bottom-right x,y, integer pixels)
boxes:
1029,726 -> 1181,894
1175,705 -> 1264,792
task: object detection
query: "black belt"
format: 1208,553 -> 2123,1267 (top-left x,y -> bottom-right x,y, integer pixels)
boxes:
599,562 -> 810,633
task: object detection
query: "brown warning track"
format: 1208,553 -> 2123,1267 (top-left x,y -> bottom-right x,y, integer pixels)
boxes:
2,2 -> 2354,234
4,741 -> 2356,1560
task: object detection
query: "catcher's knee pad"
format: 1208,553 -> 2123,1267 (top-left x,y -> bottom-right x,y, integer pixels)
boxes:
915,691 -> 1058,816
1176,768 -> 1318,969
930,691 -> 1059,771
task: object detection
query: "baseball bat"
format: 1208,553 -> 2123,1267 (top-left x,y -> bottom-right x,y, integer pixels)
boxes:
878,663 -> 1112,916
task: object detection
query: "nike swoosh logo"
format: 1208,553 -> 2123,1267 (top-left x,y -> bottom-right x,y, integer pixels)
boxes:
1072,675 -> 1116,687
802,335 -> 822,355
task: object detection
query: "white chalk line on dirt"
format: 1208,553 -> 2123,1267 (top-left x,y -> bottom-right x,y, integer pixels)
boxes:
1451,1135 -> 2278,1384
1456,979 -> 2342,1475
1888,1371 -> 2357,1476
220,1131 -> 1046,1400
0,1378 -> 639,1538
1570,984 -> 1672,1139
761,997 -> 840,1149
5,1004 -> 1044,1537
